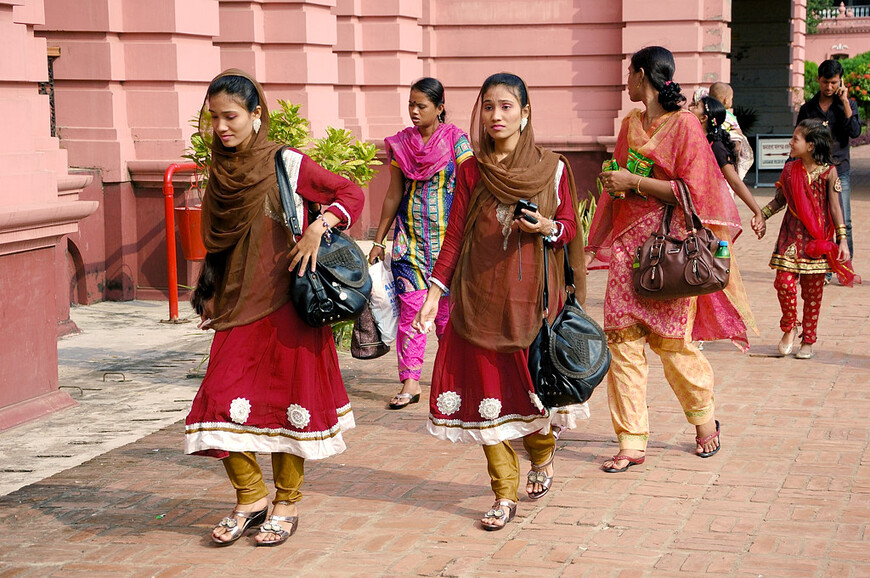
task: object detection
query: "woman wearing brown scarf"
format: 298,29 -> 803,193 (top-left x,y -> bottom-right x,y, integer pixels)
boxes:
412,73 -> 588,530
184,70 -> 364,547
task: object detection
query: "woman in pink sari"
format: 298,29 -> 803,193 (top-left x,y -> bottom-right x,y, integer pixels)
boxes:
587,46 -> 755,473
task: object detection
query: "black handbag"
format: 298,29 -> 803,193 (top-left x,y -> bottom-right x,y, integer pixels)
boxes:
275,148 -> 372,327
528,245 -> 611,408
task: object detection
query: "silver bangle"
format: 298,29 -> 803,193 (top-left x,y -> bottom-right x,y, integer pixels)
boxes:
372,241 -> 387,249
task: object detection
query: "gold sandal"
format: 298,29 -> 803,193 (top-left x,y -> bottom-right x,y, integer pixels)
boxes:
526,447 -> 556,500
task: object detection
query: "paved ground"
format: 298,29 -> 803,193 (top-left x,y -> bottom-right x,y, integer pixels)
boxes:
1,160 -> 869,576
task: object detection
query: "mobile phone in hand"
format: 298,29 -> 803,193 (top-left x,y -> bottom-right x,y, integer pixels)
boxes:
513,199 -> 538,224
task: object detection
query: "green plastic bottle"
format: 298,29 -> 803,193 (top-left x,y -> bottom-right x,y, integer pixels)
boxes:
714,240 -> 730,259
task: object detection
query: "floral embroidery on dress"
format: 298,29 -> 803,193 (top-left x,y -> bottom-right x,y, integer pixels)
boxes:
286,404 -> 311,429
785,243 -> 797,259
229,398 -> 252,424
478,398 -> 502,420
436,391 -> 461,415
528,391 -> 545,412
496,203 -> 514,249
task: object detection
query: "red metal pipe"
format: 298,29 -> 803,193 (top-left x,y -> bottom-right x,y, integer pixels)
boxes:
163,162 -> 198,322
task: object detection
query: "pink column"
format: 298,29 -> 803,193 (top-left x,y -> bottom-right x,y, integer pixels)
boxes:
334,0 -> 423,140
616,0 -> 732,132
217,0 -> 343,135
0,0 -> 98,430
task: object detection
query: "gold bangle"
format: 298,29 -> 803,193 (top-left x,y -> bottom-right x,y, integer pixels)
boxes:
761,205 -> 773,220
635,176 -> 647,199
836,225 -> 847,235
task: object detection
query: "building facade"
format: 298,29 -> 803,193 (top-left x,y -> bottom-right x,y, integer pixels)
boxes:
1,0 -> 807,430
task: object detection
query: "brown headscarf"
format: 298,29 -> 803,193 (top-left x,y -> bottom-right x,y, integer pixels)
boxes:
199,69 -> 287,329
450,75 -> 586,352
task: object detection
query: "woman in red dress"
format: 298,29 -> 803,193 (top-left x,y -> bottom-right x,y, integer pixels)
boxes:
185,70 -> 364,547
413,73 -> 588,531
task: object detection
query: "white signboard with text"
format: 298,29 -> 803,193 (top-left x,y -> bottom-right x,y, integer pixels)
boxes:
755,134 -> 792,187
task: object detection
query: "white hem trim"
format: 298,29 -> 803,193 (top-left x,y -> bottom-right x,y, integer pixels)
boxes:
185,411 -> 355,460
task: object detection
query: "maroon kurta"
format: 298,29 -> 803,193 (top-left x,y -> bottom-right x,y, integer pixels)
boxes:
427,160 -> 589,445
186,149 -> 364,460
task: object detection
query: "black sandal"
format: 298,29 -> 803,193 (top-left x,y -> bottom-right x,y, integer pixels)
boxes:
388,392 -> 420,409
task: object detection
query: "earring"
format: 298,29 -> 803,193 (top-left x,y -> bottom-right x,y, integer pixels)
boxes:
253,118 -> 261,133
520,117 -> 528,132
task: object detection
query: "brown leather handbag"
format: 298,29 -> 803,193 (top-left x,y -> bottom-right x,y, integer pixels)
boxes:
632,179 -> 730,300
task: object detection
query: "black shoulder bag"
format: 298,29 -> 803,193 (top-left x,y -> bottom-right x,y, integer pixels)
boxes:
528,245 -> 610,408
275,148 -> 372,327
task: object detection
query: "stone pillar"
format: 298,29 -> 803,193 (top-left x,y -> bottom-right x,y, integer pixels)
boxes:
218,0 -> 343,136
0,0 -> 98,430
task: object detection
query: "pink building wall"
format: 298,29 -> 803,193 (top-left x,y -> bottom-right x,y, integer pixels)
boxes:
807,10 -> 870,63
1,0 -> 807,429
0,0 -> 97,430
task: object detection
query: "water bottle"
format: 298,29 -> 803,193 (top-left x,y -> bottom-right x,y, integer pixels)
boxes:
714,240 -> 730,259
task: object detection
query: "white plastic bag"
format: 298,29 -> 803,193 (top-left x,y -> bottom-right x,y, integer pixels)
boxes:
368,258 -> 399,344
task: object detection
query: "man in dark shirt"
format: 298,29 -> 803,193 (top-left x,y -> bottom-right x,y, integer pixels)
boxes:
797,59 -> 861,257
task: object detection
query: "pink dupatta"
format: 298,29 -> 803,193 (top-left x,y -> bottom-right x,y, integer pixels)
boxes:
384,123 -> 467,181
587,109 -> 756,349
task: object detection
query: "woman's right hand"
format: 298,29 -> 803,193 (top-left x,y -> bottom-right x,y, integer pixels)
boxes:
368,244 -> 385,265
412,289 -> 443,334
197,299 -> 214,330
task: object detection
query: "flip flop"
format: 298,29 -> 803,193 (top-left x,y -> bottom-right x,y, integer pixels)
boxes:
695,420 -> 721,458
602,454 -> 645,473
388,392 -> 420,410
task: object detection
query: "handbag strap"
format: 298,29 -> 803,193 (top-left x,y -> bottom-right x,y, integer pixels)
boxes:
275,147 -> 303,237
659,179 -> 704,236
541,242 -> 577,317
673,179 -> 704,232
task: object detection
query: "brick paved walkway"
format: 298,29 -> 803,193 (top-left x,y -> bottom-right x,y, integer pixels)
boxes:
1,162 -> 869,576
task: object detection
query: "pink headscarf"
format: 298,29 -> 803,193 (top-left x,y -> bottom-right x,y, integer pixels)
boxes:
384,123 -> 467,181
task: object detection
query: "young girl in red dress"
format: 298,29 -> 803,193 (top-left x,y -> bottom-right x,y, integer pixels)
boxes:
186,70 -> 364,547
760,119 -> 860,359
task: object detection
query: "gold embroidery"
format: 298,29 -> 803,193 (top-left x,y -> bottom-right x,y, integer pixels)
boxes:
784,244 -> 797,259
834,177 -> 842,193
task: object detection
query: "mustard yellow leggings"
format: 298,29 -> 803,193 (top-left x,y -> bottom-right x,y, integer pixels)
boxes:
481,431 -> 555,502
222,451 -> 304,505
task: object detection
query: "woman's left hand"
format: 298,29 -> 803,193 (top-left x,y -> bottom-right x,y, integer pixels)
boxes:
598,168 -> 636,195
838,238 -> 851,263
288,220 -> 328,275
515,208 -> 556,236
